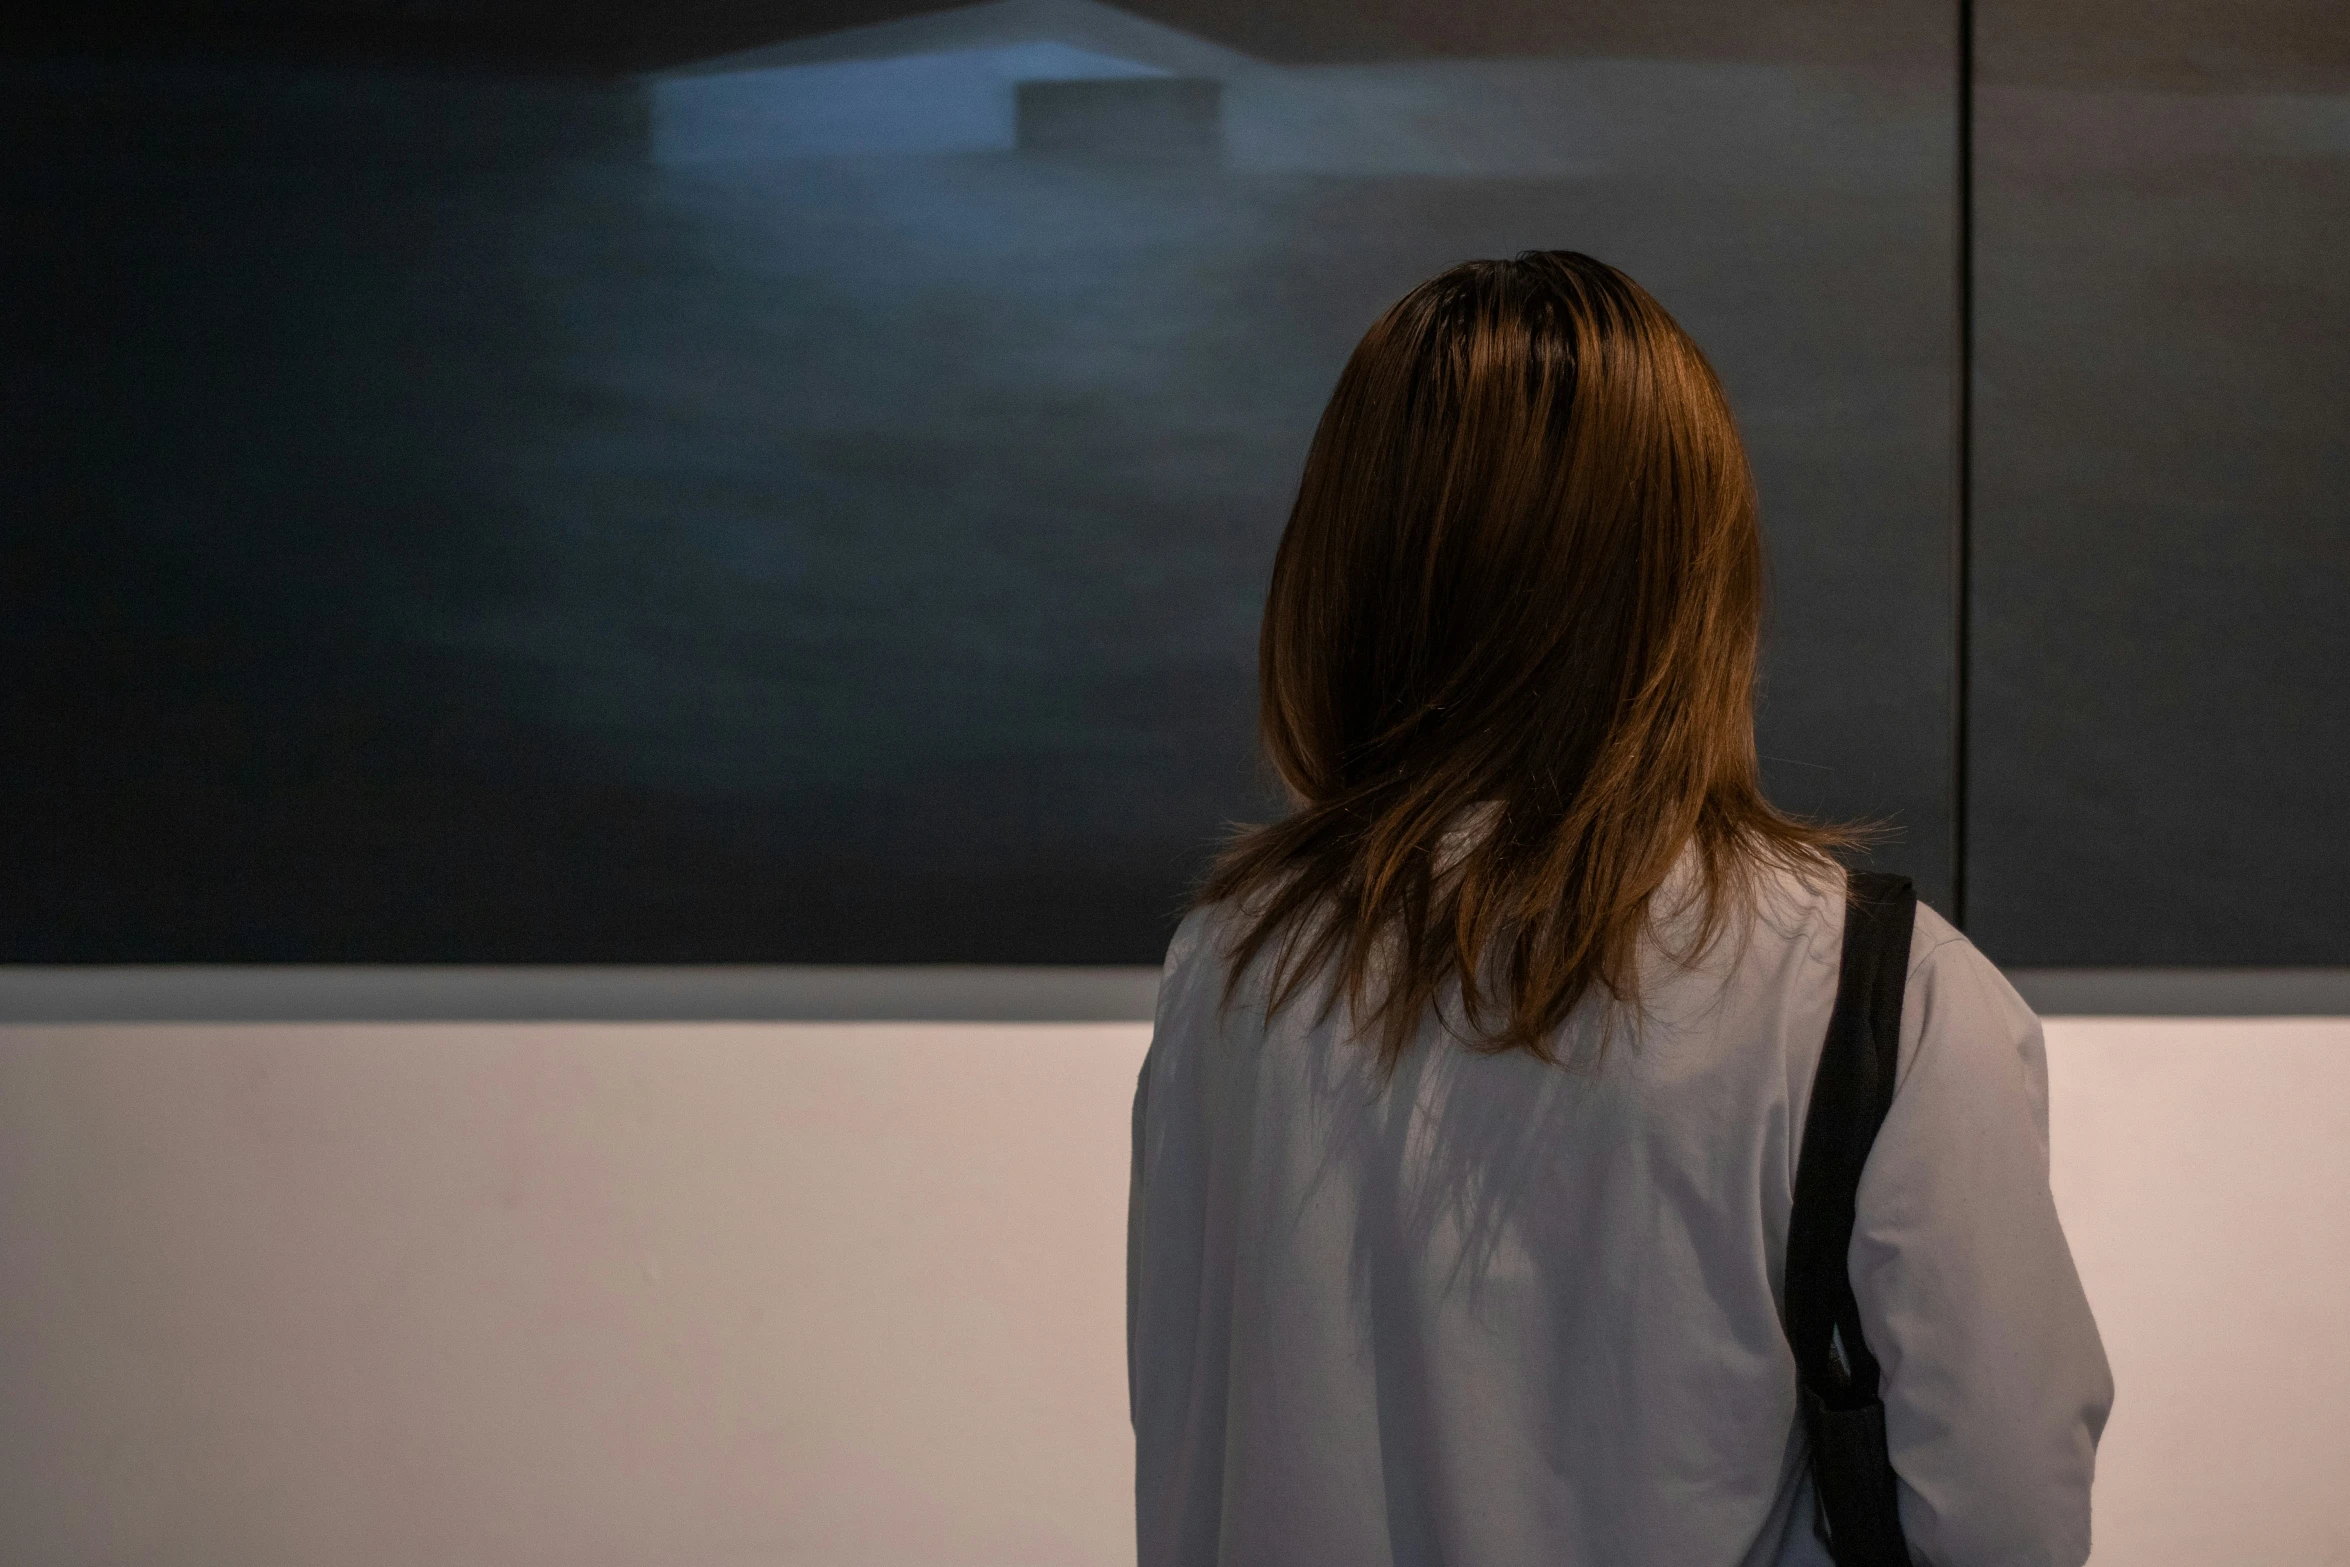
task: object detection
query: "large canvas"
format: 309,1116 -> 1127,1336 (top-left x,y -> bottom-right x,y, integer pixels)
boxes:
2,1 -> 1959,963
1969,0 -> 2350,964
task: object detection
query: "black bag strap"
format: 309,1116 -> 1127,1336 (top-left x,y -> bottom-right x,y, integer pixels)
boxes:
1786,869 -> 1917,1566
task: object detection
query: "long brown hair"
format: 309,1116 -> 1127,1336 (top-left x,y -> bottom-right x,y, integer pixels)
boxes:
1197,250 -> 1892,1081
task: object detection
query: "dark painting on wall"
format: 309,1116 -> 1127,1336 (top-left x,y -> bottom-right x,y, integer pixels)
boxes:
1,0 -> 1959,963
1968,0 -> 2350,965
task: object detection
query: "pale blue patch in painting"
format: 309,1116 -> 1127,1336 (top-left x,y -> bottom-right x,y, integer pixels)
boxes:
651,43 -> 1169,162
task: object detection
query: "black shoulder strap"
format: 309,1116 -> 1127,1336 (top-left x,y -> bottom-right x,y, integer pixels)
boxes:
1786,868 -> 1917,1566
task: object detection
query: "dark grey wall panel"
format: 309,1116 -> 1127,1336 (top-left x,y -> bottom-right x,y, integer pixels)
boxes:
1971,3 -> 2350,963
1,5 -> 1957,963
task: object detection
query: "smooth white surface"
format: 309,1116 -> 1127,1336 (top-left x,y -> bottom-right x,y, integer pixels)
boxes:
0,1023 -> 1147,1567
0,1017 -> 2343,1565
2042,1019 -> 2350,1567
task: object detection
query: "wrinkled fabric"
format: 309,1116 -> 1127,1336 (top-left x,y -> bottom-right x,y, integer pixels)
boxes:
1128,845 -> 2113,1567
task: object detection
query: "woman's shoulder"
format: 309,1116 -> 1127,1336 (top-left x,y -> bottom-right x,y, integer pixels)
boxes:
1159,899 -> 1227,986
1738,853 -> 1985,981
1158,877 -> 1312,985
1714,857 -> 2030,1040
1150,898 -> 1246,1034
1732,863 -> 2046,1137
1149,890 -> 1334,1053
1907,896 -> 1981,982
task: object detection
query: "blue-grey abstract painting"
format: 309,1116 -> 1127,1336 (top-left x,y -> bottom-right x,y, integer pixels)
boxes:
1968,0 -> 2350,965
3,0 -> 1961,962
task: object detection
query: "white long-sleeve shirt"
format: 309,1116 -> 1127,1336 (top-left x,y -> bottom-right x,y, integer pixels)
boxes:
1127,843 -> 2113,1566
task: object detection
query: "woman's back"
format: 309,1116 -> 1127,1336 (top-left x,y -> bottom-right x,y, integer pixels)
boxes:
1128,844 -> 2112,1566
1130,250 -> 2111,1564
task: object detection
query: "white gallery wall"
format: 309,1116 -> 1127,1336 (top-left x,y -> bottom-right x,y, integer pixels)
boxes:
2,1016 -> 2344,1566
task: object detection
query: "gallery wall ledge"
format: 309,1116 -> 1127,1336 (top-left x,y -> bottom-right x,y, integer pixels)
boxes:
1,966 -> 2347,1024
0,965 -> 1167,1024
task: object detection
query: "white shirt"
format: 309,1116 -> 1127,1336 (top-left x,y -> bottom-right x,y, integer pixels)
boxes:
1127,843 -> 2113,1566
